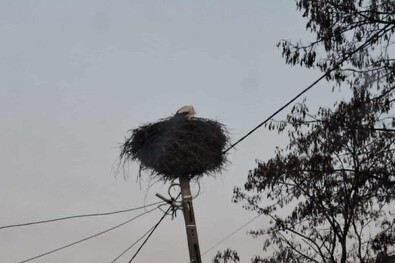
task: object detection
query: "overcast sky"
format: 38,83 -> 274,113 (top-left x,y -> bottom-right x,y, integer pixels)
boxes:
0,1 -> 341,262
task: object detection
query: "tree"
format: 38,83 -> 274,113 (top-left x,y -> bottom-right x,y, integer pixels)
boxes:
278,0 -> 395,111
212,249 -> 240,263
231,1 -> 395,262
372,218 -> 395,255
233,88 -> 395,262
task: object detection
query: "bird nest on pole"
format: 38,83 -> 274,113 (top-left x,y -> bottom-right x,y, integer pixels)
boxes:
120,116 -> 230,182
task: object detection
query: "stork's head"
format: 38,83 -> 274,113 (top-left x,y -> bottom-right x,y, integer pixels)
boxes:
175,105 -> 196,118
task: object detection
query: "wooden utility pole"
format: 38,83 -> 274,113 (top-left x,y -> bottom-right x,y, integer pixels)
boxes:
179,176 -> 202,263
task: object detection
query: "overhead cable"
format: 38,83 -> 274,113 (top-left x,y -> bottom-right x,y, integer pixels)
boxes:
201,213 -> 263,257
110,225 -> 155,262
0,201 -> 165,231
223,23 -> 393,154
17,205 -> 161,263
128,205 -> 172,262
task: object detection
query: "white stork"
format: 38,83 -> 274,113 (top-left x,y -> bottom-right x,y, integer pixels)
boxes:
175,105 -> 196,118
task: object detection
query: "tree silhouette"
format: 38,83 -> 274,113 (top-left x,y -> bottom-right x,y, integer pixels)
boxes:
231,1 -> 395,262
234,88 -> 395,262
212,249 -> 240,263
279,0 -> 395,98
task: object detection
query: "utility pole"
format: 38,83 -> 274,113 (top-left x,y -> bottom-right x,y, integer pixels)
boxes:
179,176 -> 202,263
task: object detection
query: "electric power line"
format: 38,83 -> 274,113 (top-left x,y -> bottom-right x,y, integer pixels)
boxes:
17,205 -> 162,263
110,225 -> 156,262
223,23 -> 393,154
201,213 -> 263,257
0,201 -> 165,231
12,19 -> 392,263
222,75 -> 326,154
129,205 -> 172,263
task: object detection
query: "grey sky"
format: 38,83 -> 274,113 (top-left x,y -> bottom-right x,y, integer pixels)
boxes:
0,1 -> 338,262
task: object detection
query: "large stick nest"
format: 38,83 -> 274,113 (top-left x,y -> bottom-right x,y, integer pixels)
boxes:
120,116 -> 230,181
